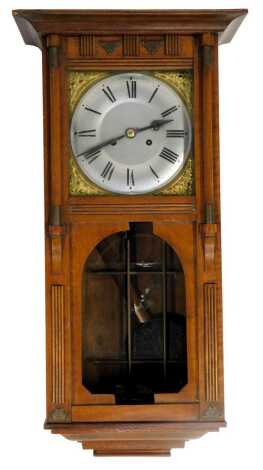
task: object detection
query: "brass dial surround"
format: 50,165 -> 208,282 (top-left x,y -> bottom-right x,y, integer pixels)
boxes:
69,70 -> 193,196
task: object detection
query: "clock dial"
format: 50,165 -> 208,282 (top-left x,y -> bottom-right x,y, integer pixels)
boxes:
70,72 -> 192,195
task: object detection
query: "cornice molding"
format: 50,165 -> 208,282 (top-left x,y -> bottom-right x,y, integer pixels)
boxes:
13,9 -> 248,49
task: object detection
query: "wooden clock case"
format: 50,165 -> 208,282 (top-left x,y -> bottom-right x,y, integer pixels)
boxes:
13,9 -> 247,457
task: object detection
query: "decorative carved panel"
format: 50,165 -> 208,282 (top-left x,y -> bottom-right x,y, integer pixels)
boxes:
66,33 -> 194,59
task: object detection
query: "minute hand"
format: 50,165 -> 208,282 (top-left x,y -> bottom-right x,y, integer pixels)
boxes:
76,133 -> 126,159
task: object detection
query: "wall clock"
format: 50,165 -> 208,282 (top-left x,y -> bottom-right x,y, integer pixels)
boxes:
13,9 -> 247,457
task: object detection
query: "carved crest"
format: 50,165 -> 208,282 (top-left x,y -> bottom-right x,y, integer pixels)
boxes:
143,39 -> 162,55
100,41 -> 121,54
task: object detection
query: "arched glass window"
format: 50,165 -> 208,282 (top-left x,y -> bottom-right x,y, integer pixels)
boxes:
82,222 -> 187,404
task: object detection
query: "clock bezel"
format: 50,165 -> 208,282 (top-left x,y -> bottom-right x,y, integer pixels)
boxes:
68,70 -> 193,197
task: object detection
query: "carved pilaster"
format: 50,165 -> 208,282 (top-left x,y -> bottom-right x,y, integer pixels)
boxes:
204,283 -> 218,402
51,285 -> 65,405
47,278 -> 71,424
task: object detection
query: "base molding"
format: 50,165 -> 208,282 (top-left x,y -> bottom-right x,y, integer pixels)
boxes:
93,449 -> 172,457
45,420 -> 226,456
82,438 -> 185,456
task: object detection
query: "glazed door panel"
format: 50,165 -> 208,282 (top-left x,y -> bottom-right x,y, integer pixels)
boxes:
71,221 -> 198,414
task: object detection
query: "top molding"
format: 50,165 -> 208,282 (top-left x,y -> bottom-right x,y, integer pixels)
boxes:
13,9 -> 247,49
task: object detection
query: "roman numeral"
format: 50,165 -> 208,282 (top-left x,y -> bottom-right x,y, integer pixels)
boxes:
101,161 -> 115,180
127,168 -> 135,187
161,105 -> 178,118
82,105 -> 101,115
149,166 -> 159,180
102,86 -> 116,103
166,130 -> 186,138
83,149 -> 101,163
126,78 -> 136,98
74,129 -> 96,137
148,86 -> 159,103
159,147 -> 179,164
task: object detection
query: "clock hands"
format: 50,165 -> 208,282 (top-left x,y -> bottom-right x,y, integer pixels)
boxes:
76,119 -> 173,159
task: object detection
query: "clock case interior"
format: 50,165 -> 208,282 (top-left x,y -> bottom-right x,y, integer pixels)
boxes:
13,8 -> 248,457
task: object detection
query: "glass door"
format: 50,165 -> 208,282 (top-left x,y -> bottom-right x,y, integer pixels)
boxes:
82,222 -> 187,404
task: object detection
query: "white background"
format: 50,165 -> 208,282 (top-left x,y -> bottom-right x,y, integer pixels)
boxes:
0,1 -> 262,469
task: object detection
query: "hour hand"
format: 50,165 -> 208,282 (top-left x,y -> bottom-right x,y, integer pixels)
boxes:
135,119 -> 173,134
151,119 -> 174,130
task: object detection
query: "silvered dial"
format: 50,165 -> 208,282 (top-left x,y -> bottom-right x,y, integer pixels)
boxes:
70,72 -> 192,195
